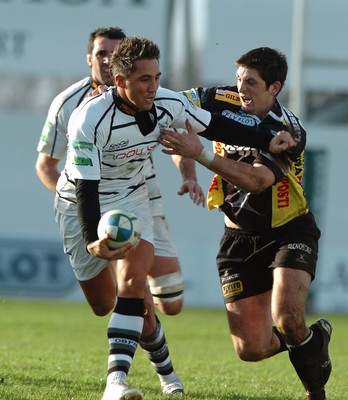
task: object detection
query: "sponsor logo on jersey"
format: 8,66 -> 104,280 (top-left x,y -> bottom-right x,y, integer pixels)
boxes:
108,140 -> 129,151
215,89 -> 241,106
73,156 -> 93,166
43,120 -> 53,130
214,141 -> 224,156
224,144 -> 258,157
72,140 -> 93,151
277,176 -> 290,209
105,144 -> 157,160
181,89 -> 201,107
221,109 -> 257,126
39,134 -> 48,143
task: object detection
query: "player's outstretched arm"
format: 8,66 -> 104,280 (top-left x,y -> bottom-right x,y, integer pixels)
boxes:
160,120 -> 295,157
160,121 -> 277,194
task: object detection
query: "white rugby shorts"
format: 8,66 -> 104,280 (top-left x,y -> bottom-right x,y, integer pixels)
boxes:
152,215 -> 177,257
55,195 -> 154,281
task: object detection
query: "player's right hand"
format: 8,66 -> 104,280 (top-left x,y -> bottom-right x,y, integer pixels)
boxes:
87,236 -> 135,260
269,130 -> 296,153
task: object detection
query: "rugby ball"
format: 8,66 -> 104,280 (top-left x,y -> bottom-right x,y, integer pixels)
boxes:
97,209 -> 142,249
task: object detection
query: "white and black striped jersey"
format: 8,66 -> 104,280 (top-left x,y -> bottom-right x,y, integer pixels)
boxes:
37,76 -> 165,216
56,86 -> 212,215
37,76 -> 94,160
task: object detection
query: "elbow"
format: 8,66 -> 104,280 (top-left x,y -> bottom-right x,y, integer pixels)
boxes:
244,176 -> 270,194
248,186 -> 264,195
35,159 -> 45,180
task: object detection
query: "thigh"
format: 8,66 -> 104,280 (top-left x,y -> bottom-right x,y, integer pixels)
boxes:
149,256 -> 180,278
272,267 -> 311,343
226,290 -> 273,357
272,268 -> 311,313
217,228 -> 274,303
116,239 -> 155,297
79,264 -> 117,316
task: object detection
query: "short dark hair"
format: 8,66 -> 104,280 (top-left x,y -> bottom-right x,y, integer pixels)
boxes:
109,36 -> 160,78
236,47 -> 288,91
87,27 -> 126,55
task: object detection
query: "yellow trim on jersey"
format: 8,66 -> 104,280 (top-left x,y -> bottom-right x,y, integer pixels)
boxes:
215,89 -> 241,106
181,89 -> 201,107
271,151 -> 309,227
207,141 -> 225,210
206,89 -> 240,210
207,174 -> 224,210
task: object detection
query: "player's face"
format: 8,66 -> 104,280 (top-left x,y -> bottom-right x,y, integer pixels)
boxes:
121,58 -> 161,112
236,66 -> 278,119
87,36 -> 122,86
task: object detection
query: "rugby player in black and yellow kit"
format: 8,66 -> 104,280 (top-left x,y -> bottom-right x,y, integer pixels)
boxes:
159,47 -> 332,400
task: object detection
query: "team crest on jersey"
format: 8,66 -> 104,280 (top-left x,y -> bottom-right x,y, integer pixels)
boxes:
158,121 -> 170,129
221,110 -> 257,127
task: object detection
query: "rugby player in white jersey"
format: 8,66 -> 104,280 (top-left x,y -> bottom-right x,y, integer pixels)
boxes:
54,36 -> 294,400
36,27 -> 206,397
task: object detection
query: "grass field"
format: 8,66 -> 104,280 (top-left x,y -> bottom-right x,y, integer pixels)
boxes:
0,299 -> 347,400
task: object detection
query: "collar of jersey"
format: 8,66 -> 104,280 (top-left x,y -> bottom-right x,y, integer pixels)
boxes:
113,89 -> 157,136
91,80 -> 99,90
113,90 -> 138,116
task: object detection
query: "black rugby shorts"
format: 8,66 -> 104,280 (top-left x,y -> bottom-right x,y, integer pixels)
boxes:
217,216 -> 320,303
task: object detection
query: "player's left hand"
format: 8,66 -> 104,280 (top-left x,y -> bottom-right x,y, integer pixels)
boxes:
178,179 -> 205,207
269,130 -> 296,153
88,84 -> 108,97
159,120 -> 204,159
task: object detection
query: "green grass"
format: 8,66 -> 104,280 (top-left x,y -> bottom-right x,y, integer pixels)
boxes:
0,300 -> 347,400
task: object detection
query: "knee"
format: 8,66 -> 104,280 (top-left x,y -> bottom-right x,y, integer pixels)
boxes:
148,271 -> 184,315
233,337 -> 269,362
155,299 -> 183,316
89,299 -> 115,316
236,345 -> 265,362
273,313 -> 303,340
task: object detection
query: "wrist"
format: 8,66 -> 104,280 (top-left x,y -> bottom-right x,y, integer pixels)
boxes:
196,148 -> 215,167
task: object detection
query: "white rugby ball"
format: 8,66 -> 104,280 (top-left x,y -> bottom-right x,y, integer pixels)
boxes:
97,209 -> 142,249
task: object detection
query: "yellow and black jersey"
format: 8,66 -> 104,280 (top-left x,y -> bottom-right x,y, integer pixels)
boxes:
181,86 -> 310,232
